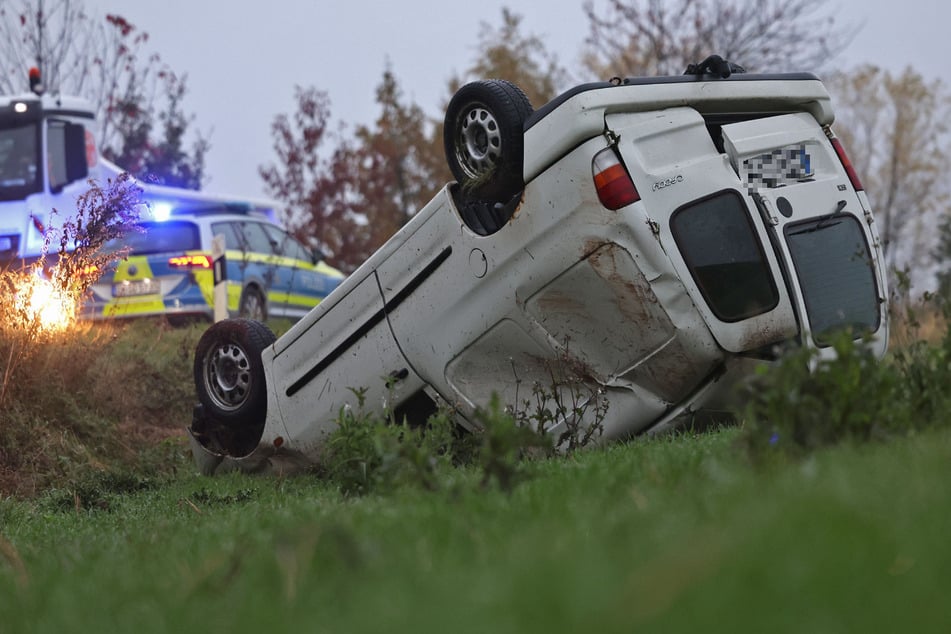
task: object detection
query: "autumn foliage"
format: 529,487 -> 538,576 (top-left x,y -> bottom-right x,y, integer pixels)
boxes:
260,72 -> 447,272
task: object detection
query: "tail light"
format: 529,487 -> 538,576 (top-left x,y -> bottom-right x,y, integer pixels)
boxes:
830,136 -> 864,192
168,254 -> 212,269
592,147 -> 640,210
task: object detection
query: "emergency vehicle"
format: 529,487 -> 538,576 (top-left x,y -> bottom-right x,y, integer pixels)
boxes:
0,68 -> 344,320
81,205 -> 345,322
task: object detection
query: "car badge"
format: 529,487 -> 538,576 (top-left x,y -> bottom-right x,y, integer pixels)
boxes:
128,265 -> 138,276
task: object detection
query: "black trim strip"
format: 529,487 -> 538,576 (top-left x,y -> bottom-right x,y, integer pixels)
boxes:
285,246 -> 452,397
46,110 -> 96,120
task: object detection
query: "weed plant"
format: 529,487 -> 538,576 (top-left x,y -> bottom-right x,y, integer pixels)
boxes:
739,293 -> 951,463
509,347 -> 609,452
0,175 -> 188,496
323,388 -> 461,495
323,388 -> 550,495
321,361 -> 614,496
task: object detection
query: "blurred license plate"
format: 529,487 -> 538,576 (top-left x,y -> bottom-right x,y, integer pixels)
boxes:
113,279 -> 158,297
741,142 -> 815,188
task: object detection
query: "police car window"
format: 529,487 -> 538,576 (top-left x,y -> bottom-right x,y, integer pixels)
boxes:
210,222 -> 245,250
240,221 -> 276,254
261,223 -> 309,261
110,221 -> 200,255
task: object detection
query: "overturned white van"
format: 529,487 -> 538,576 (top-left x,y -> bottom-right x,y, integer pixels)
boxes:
189,58 -> 888,474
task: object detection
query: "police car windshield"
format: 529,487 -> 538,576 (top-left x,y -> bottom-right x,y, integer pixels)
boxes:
107,220 -> 201,255
0,121 -> 41,200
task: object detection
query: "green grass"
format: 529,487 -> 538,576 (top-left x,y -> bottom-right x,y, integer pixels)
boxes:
2,426 -> 950,633
1,176 -> 935,631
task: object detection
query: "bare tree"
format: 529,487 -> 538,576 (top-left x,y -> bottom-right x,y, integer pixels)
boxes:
451,8 -> 570,108
0,0 -> 95,95
582,0 -> 858,78
0,0 -> 207,188
828,66 -> 951,281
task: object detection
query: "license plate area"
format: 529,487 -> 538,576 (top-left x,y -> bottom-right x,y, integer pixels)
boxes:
721,113 -> 836,189
113,279 -> 158,297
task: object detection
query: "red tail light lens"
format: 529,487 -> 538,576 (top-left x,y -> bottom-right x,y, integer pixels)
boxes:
168,254 -> 212,269
830,137 -> 864,192
592,148 -> 640,210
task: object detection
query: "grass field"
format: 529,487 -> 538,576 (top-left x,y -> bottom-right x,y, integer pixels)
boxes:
1,424 -> 950,633
1,304 -> 950,633
1,165 -> 948,631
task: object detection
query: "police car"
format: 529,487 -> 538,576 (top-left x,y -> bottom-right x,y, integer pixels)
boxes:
83,204 -> 345,322
188,59 -> 890,474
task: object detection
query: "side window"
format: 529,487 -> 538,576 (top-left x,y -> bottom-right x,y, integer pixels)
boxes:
47,120 -> 88,192
261,223 -> 311,262
0,122 -> 41,199
47,121 -> 68,192
240,221 -> 276,254
210,222 -> 246,250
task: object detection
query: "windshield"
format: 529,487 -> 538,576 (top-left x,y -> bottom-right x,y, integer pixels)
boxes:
0,121 -> 41,201
785,214 -> 881,345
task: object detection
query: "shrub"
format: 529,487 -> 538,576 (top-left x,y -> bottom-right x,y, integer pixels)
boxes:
738,332 -> 904,461
739,300 -> 951,463
322,388 -> 552,496
474,394 -> 551,492
322,388 -> 463,496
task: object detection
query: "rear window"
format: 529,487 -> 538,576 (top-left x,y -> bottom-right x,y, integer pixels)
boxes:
671,190 -> 779,322
785,214 -> 880,345
112,221 -> 201,255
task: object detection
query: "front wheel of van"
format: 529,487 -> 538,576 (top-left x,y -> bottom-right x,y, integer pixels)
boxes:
194,319 -> 276,428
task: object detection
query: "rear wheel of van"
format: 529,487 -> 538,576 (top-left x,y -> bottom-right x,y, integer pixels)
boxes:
444,79 -> 533,202
194,318 -> 276,428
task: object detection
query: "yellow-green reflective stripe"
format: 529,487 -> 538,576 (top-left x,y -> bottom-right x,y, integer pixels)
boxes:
224,250 -> 302,269
266,291 -> 322,307
222,249 -> 345,279
103,298 -> 166,316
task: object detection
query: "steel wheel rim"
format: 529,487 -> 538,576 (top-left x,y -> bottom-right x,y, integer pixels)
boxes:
459,105 -> 501,178
204,342 -> 251,412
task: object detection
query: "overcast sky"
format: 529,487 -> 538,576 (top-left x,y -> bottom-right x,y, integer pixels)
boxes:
81,0 -> 944,204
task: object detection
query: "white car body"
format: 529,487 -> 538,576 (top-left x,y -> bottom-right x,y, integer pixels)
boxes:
189,71 -> 888,474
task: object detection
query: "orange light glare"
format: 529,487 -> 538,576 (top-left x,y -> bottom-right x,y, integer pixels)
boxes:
168,254 -> 212,268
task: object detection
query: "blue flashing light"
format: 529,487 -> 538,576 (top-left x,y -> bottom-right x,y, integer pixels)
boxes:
152,202 -> 173,222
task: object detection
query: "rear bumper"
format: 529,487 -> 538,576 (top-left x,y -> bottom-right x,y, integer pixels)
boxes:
80,297 -> 213,321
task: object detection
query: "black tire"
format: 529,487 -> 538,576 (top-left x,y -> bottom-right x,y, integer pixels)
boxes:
238,286 -> 266,321
443,79 -> 533,201
193,318 -> 276,427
